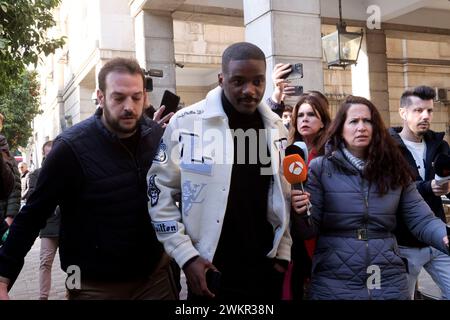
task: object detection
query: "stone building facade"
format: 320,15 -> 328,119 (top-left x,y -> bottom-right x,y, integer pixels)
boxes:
26,0 -> 450,166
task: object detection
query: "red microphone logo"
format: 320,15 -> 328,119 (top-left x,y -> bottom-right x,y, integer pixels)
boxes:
283,154 -> 307,185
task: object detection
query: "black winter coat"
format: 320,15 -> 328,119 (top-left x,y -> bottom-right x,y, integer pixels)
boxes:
390,128 -> 450,247
0,109 -> 164,285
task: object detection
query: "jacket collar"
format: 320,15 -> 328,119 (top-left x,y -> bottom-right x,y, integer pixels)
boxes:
201,86 -> 283,128
389,126 -> 445,145
389,126 -> 446,179
389,126 -> 445,159
325,142 -> 359,175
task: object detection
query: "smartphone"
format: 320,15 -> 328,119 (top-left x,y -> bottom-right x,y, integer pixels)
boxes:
160,90 -> 180,118
205,269 -> 221,295
285,85 -> 304,96
280,63 -> 304,80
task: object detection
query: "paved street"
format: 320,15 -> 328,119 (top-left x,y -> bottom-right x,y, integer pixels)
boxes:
6,237 -> 439,300
8,238 -> 67,300
8,237 -> 188,300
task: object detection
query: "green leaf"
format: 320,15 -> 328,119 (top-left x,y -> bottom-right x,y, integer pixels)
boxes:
0,0 -> 63,96
0,71 -> 42,150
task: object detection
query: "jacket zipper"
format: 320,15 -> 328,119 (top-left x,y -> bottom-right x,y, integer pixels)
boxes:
118,139 -> 141,183
361,178 -> 371,299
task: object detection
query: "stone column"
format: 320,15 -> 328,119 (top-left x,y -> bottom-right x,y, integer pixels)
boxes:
134,10 -> 176,108
352,29 -> 390,125
243,0 -> 324,102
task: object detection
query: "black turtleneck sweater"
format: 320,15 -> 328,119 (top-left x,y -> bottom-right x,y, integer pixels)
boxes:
212,93 -> 274,293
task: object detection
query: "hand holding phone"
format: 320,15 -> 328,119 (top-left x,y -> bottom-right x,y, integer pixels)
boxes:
205,269 -> 221,295
280,63 -> 303,81
160,90 -> 180,119
284,85 -> 304,96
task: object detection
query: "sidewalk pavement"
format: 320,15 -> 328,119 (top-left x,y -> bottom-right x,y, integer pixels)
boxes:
6,237 -> 439,300
8,237 -> 188,300
417,269 -> 441,299
9,238 -> 67,300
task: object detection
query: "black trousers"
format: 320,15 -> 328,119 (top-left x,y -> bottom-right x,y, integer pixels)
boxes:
188,259 -> 284,301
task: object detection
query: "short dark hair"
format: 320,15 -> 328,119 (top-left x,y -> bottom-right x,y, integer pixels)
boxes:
98,57 -> 145,92
283,105 -> 294,113
42,140 -> 53,155
221,42 -> 266,74
400,85 -> 435,108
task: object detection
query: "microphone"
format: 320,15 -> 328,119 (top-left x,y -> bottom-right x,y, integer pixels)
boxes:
283,145 -> 311,220
283,153 -> 307,190
434,154 -> 450,186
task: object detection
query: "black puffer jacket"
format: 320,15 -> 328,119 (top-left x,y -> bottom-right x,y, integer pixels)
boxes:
390,127 -> 450,247
0,164 -> 21,219
0,109 -> 164,285
28,168 -> 60,238
293,147 -> 447,300
0,135 -> 15,200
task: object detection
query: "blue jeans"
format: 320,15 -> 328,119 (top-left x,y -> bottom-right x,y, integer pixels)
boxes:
399,246 -> 450,299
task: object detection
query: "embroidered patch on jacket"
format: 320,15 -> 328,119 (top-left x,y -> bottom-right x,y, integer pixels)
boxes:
153,140 -> 168,164
148,174 -> 161,207
152,221 -> 178,234
182,180 -> 206,216
176,109 -> 204,119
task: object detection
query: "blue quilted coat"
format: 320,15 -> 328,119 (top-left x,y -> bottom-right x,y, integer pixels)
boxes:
297,148 -> 448,300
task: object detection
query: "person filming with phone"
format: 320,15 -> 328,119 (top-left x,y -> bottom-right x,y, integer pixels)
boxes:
266,63 -> 303,117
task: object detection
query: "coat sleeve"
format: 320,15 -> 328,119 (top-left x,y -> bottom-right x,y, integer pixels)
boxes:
292,157 -> 324,239
415,180 -> 433,198
27,170 -> 38,198
400,182 -> 448,254
0,135 -> 14,199
274,176 -> 292,262
0,140 -> 81,287
147,118 -> 200,269
3,166 -> 21,218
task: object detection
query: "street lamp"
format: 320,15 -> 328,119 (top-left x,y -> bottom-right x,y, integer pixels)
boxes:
322,0 -> 364,69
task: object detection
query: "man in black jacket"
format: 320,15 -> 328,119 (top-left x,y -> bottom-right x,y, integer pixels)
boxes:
0,57 -> 177,300
390,85 -> 450,299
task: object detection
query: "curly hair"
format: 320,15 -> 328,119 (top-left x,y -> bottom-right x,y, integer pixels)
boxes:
325,95 -> 413,194
288,93 -> 331,155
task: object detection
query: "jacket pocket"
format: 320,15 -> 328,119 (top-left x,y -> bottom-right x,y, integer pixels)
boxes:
311,247 -> 332,274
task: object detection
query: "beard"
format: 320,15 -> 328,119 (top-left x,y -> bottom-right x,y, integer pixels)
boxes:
102,101 -> 142,136
415,122 -> 430,136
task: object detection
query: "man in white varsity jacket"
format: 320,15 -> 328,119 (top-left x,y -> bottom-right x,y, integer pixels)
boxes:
147,42 -> 292,300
